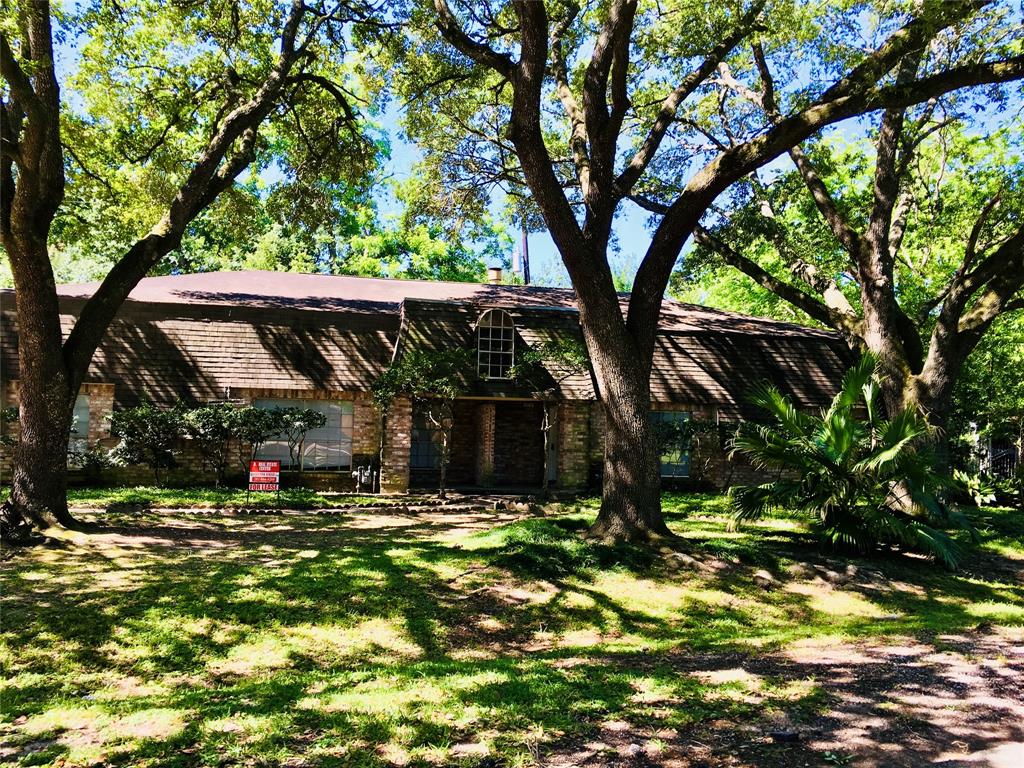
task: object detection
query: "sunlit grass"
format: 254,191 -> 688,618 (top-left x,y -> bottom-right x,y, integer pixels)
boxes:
57,485 -> 426,509
1,495 -> 1021,766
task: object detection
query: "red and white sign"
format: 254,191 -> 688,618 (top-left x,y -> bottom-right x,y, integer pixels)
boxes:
248,460 -> 281,492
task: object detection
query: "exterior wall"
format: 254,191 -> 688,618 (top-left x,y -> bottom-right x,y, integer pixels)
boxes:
555,401 -> 590,489
475,402 -> 496,485
584,399 -> 762,491
1,381 -> 117,484
1,381 -> 387,491
0,375 -> 766,494
492,401 -> 544,486
380,396 -> 411,494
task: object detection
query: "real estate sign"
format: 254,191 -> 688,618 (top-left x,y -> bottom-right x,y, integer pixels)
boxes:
248,460 -> 281,492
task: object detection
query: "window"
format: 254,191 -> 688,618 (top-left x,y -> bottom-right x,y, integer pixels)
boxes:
651,410 -> 691,478
253,399 -> 354,471
69,394 -> 90,454
410,412 -> 443,469
477,309 -> 515,379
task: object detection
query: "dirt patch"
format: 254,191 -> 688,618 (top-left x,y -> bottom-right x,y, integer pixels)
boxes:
542,630 -> 1024,767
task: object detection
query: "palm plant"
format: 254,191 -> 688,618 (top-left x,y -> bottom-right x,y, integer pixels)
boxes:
729,354 -> 977,568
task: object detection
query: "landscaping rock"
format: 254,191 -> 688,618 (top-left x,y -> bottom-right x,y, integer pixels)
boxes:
669,552 -> 700,570
786,562 -> 815,579
753,568 -> 778,589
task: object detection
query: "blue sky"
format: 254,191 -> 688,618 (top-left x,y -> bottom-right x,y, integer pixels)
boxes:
373,101 -> 669,288
49,4 -> 1022,290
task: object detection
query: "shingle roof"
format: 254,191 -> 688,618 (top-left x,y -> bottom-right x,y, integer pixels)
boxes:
1,270 -> 852,412
49,270 -> 838,339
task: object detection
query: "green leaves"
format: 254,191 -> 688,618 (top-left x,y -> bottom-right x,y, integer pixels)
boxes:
109,402 -> 188,484
372,348 -> 477,412
729,353 -> 977,568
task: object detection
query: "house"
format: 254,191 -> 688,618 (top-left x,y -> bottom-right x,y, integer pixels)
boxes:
0,270 -> 851,491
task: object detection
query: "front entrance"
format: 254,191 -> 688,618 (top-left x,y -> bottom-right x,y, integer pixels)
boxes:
492,401 -> 545,487
408,400 -> 549,490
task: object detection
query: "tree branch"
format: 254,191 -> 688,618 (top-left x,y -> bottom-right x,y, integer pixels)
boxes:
693,225 -> 860,334
548,1 -> 591,199
818,0 -> 984,103
0,34 -> 42,121
433,0 -> 515,79
746,44 -> 864,256
288,71 -> 358,122
628,51 -> 1024,355
62,0 -> 310,386
613,0 -> 765,196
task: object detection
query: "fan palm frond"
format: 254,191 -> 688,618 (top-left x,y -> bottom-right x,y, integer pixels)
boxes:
729,353 -> 975,569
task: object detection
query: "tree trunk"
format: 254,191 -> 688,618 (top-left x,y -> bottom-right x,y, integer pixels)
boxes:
438,429 -> 449,500
5,239 -> 79,530
587,350 -> 671,542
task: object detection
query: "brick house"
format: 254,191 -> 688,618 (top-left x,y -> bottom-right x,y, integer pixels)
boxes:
0,270 -> 851,492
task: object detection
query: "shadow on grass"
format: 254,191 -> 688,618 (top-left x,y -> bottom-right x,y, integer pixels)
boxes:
1,501 -> 1022,767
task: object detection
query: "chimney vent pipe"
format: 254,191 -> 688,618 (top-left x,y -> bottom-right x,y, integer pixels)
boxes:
486,267 -> 503,285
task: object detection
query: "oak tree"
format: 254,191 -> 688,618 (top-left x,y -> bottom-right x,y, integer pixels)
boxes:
1,0 -> 380,531
392,0 -> 1024,539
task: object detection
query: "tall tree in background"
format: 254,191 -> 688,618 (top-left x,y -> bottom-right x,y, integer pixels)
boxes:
0,0 -> 379,531
394,0 -> 1024,539
685,57 -> 1023,446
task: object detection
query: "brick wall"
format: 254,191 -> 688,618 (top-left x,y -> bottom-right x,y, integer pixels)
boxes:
409,400 -> 479,489
1,375 -> 769,494
584,399 -> 764,491
380,396 -> 411,493
557,401 -> 590,489
1,381 -> 118,484
475,402 -> 495,485
493,401 -> 544,486
1,381 -> 384,491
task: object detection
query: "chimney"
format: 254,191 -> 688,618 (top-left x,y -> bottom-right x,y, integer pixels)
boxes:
486,266 -> 503,285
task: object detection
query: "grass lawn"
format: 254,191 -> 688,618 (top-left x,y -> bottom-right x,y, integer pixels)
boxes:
1,493 -> 1022,767
56,486 -> 426,510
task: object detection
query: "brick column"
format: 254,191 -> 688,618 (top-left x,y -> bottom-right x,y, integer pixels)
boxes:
557,401 -> 591,489
352,392 -> 381,470
475,402 -> 495,486
381,396 -> 412,493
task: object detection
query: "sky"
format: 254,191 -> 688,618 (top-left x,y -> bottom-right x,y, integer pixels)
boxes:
372,99 -> 696,289
45,2 -> 1023,291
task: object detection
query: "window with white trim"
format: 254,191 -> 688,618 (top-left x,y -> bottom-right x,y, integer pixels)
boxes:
477,309 -> 515,379
69,394 -> 90,454
651,410 -> 691,478
253,398 -> 354,471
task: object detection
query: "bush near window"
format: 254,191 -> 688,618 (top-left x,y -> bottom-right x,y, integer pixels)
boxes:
105,403 -> 331,486
277,407 -> 329,472
373,348 -> 477,498
109,402 -> 188,486
230,407 -> 290,475
728,354 -> 978,569
182,404 -> 239,487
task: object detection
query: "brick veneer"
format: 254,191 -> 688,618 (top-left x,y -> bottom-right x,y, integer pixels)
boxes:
380,396 -> 411,493
557,401 -> 590,489
1,381 -> 116,483
1,376 -> 762,493
475,402 -> 496,485
493,401 -> 544,486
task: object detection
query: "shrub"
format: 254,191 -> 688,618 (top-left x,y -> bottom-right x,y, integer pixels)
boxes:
729,353 -> 978,569
182,403 -> 239,486
232,407 -> 288,474
68,442 -> 113,483
276,407 -> 328,472
109,402 -> 187,485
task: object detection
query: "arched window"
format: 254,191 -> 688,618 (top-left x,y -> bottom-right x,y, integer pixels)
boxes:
477,309 -> 515,379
